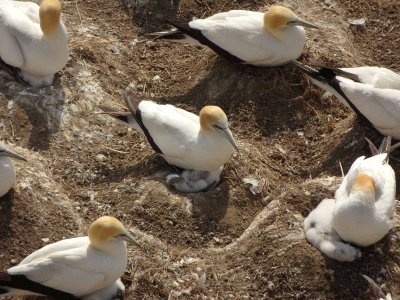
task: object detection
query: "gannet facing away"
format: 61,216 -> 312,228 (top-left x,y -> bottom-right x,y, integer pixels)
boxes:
291,60 -> 400,139
101,90 -> 238,192
332,137 -> 398,247
150,6 -> 318,66
0,216 -> 139,299
0,0 -> 69,87
304,137 -> 398,261
0,145 -> 26,198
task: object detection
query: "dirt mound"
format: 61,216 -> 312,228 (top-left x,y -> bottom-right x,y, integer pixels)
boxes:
0,0 -> 399,299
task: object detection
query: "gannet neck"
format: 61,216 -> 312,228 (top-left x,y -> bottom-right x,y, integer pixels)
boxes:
199,105 -> 228,132
350,173 -> 376,206
39,0 -> 62,36
263,6 -> 297,38
88,216 -> 129,253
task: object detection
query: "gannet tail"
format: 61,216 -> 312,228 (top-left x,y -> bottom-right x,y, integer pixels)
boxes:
0,273 -> 78,299
291,60 -> 374,129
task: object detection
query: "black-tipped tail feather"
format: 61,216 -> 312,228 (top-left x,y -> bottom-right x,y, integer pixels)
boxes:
122,90 -> 164,154
164,17 -> 245,64
0,272 -> 78,299
291,60 -> 374,129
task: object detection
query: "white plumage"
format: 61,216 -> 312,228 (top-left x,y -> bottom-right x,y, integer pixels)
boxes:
154,6 -> 318,66
292,61 -> 400,139
0,0 -> 69,86
332,154 -> 395,247
304,198 -> 361,262
304,137 -> 398,261
0,216 -> 139,299
101,91 -> 238,192
0,144 -> 26,198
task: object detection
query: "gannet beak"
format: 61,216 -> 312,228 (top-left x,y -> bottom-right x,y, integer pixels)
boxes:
119,232 -> 141,247
0,148 -> 27,161
289,18 -> 319,29
220,127 -> 239,152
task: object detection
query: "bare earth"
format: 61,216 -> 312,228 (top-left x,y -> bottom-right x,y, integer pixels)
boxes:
0,0 -> 400,299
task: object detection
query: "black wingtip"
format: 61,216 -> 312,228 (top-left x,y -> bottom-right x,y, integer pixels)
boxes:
164,17 -> 245,63
0,273 -> 79,299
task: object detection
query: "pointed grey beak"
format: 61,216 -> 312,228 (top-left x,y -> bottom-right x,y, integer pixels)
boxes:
119,231 -> 141,248
220,127 -> 239,152
289,18 -> 319,29
0,148 -> 27,161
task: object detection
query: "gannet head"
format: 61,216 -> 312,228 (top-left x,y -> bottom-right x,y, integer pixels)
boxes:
0,146 -> 27,161
39,0 -> 62,36
263,6 -> 318,37
351,173 -> 375,199
88,216 -> 140,249
199,106 -> 239,152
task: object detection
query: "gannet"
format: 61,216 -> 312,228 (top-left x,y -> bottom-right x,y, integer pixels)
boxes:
304,137 -> 398,261
101,90 -> 238,192
291,60 -> 400,139
0,216 -> 139,299
304,198 -> 361,262
82,279 -> 125,300
332,137 -> 398,247
0,145 -> 26,198
0,0 -> 69,87
150,6 -> 318,66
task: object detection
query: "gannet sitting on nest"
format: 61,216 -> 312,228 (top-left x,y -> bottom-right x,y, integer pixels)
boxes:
0,144 -> 26,198
291,60 -> 400,139
0,216 -> 139,299
101,90 -> 239,193
0,0 -> 69,87
304,137 -> 399,261
149,6 -> 318,66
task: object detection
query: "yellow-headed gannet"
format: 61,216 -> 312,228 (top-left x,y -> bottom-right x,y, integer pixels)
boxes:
0,216 -> 139,299
0,0 -> 69,87
292,60 -> 400,139
101,90 -> 238,192
0,144 -> 26,198
150,6 -> 318,66
304,137 -> 399,261
332,137 -> 398,247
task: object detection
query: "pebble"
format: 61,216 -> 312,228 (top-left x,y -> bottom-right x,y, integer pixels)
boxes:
96,154 -> 106,162
41,238 -> 50,243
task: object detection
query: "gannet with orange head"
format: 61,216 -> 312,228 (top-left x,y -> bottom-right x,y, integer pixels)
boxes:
0,216 -> 139,299
100,90 -> 239,192
332,138 -> 397,247
0,0 -> 69,86
149,6 -> 318,66
0,144 -> 26,198
304,137 -> 398,262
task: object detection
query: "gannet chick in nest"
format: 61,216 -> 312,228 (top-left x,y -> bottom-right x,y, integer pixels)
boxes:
100,90 -> 239,193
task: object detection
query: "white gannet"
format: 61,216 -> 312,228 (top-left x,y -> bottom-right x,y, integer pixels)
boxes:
0,0 -> 69,87
0,216 -> 139,299
304,198 -> 361,262
332,137 -> 398,247
291,60 -> 400,139
101,90 -> 238,192
304,137 -> 399,261
0,144 -> 26,198
150,6 -> 318,66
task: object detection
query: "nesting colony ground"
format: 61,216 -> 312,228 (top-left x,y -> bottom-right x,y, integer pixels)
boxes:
1,0 -> 400,299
